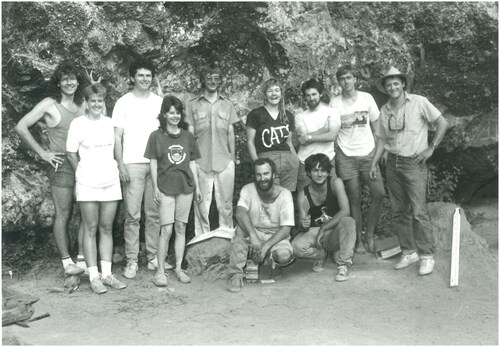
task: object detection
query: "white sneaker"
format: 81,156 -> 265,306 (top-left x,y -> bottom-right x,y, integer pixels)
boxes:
147,257 -> 175,271
123,261 -> 138,279
394,252 -> 419,270
418,255 -> 435,276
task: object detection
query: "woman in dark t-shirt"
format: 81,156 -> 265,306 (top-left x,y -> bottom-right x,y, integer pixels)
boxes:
144,95 -> 202,287
245,78 -> 299,192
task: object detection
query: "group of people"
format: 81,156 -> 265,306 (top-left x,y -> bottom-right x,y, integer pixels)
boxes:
15,58 -> 448,295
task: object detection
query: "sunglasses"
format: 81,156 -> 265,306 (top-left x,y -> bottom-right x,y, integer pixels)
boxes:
388,104 -> 406,132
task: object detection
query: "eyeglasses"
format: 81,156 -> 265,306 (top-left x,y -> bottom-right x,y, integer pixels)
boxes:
388,104 -> 406,132
204,75 -> 221,82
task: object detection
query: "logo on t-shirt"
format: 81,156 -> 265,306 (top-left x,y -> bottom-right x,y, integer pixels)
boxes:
261,125 -> 290,148
168,145 -> 186,165
341,111 -> 368,129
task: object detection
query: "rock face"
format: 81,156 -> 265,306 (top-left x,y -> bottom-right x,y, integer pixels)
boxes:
2,2 -> 497,236
185,238 -> 233,280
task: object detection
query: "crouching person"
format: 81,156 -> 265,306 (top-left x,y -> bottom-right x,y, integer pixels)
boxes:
291,153 -> 356,282
227,158 -> 294,293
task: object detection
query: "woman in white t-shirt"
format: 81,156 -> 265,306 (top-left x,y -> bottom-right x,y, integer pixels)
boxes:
67,84 -> 126,294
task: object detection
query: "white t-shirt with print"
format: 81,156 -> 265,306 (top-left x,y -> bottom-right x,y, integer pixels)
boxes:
329,91 -> 379,156
237,183 -> 294,238
112,92 -> 162,164
66,115 -> 119,188
295,103 -> 341,164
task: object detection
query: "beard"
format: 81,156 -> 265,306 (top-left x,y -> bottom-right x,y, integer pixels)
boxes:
307,99 -> 320,110
256,177 -> 274,192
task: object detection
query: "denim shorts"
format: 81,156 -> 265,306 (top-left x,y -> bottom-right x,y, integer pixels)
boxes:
47,157 -> 75,187
335,146 -> 380,181
297,158 -> 336,192
258,151 -> 299,192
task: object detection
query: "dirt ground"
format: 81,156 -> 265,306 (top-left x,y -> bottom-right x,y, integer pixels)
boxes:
2,198 -> 498,345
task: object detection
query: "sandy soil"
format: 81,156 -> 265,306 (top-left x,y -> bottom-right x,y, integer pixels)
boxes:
3,199 -> 498,345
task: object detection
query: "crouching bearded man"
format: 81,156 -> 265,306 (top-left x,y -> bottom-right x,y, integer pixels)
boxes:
226,158 -> 295,293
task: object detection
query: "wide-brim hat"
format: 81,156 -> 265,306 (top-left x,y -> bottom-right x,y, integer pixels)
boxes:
375,66 -> 413,94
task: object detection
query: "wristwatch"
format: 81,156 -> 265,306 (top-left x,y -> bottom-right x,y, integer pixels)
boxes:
430,142 -> 438,151
308,135 -> 312,143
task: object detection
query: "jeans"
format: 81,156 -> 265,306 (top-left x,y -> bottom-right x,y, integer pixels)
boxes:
386,153 -> 435,255
292,216 -> 356,266
194,160 -> 235,236
123,163 -> 160,262
227,227 -> 293,279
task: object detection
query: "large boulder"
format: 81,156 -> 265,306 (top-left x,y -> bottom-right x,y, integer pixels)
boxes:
185,238 -> 233,281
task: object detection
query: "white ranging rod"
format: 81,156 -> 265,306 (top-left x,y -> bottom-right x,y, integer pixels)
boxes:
450,208 -> 461,287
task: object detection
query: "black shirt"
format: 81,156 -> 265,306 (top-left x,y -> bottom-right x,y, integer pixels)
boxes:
246,106 -> 295,154
305,177 -> 339,227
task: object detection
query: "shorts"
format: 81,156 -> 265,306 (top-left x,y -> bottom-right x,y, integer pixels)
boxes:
159,191 -> 194,225
258,151 -> 299,192
47,157 -> 75,187
297,157 -> 336,192
76,180 -> 122,202
335,146 -> 381,181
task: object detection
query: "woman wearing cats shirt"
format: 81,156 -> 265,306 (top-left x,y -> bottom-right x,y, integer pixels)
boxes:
246,78 -> 299,192
144,95 -> 202,287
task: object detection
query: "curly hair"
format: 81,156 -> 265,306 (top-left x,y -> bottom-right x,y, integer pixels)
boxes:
304,153 -> 331,174
48,62 -> 85,106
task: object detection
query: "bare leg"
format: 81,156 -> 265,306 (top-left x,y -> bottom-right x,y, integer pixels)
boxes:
361,172 -> 386,253
79,202 -> 99,267
157,224 -> 173,274
343,177 -> 367,253
174,221 -> 187,270
51,186 -> 74,259
98,201 -> 118,262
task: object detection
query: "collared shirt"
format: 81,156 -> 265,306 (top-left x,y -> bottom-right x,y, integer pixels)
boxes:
185,94 -> 239,172
376,93 -> 441,157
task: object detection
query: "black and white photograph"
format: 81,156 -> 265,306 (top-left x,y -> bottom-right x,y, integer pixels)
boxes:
2,1 -> 498,345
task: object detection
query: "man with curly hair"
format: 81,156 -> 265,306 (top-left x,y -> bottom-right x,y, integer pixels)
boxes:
15,62 -> 87,276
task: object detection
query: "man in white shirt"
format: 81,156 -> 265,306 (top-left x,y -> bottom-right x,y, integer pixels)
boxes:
113,58 -> 163,279
227,158 -> 294,293
295,78 -> 340,192
329,65 -> 386,254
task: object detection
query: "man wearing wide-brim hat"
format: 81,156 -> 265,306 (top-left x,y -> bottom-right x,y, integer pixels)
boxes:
368,66 -> 449,276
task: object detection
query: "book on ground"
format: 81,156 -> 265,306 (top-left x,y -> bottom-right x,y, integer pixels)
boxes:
374,235 -> 402,260
186,227 -> 235,246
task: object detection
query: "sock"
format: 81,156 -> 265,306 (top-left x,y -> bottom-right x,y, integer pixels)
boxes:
88,266 -> 99,281
76,255 -> 87,269
101,261 -> 112,278
61,256 -> 75,269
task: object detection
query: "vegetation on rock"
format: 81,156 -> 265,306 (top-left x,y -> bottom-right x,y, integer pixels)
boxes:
2,2 -> 497,270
